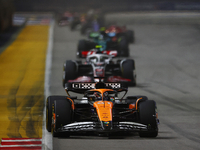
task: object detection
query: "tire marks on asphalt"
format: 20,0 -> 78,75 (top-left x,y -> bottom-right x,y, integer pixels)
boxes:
171,62 -> 198,80
152,80 -> 189,94
141,88 -> 200,146
162,118 -> 200,147
0,25 -> 49,139
142,88 -> 200,113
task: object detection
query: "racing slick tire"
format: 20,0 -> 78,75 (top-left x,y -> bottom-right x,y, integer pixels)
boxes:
125,30 -> 134,43
138,100 -> 158,138
80,23 -> 90,35
70,20 -> 80,31
77,40 -> 88,58
46,96 -> 66,132
77,40 -> 96,58
118,37 -> 129,57
121,59 -> 136,86
52,99 -> 72,137
63,60 -> 77,87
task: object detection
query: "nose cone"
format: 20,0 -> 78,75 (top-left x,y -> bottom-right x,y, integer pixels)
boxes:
93,101 -> 113,122
93,101 -> 113,131
101,121 -> 112,131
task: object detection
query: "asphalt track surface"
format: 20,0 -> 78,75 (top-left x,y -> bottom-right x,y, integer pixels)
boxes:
50,12 -> 200,150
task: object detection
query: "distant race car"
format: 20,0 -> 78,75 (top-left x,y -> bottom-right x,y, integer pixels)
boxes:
58,11 -> 74,26
62,52 -> 136,87
70,9 -> 105,35
105,25 -> 135,43
58,17 -> 72,26
77,32 -> 129,58
46,81 -> 159,137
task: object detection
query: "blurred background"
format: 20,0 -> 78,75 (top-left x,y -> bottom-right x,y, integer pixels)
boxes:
12,0 -> 200,12
1,0 -> 200,33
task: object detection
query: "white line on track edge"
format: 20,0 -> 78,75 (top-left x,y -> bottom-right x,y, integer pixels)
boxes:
42,17 -> 55,150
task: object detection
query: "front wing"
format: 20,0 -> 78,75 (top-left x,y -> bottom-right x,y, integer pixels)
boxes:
56,121 -> 148,133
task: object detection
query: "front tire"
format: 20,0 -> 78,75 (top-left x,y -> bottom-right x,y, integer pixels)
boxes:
46,96 -> 67,132
52,99 -> 72,137
138,100 -> 158,137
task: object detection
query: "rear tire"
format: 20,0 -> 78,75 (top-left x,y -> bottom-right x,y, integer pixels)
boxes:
63,60 -> 77,87
121,59 -> 136,86
77,40 -> 87,58
138,100 -> 158,137
52,99 -> 72,137
70,20 -> 80,31
125,30 -> 134,43
81,23 -> 89,35
77,40 -> 96,58
118,37 -> 129,57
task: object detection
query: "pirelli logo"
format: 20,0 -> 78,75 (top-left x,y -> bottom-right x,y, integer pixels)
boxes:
72,83 -> 121,89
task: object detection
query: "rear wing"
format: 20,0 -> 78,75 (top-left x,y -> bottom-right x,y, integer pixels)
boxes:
81,50 -> 118,58
65,82 -> 127,94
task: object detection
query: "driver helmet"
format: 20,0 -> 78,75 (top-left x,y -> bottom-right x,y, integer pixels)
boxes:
94,92 -> 102,100
103,92 -> 109,97
98,35 -> 104,40
107,32 -> 116,37
103,92 -> 110,100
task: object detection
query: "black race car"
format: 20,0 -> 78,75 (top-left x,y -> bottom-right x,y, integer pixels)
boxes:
105,25 -> 135,44
46,81 -> 159,137
62,52 -> 136,88
77,32 -> 129,58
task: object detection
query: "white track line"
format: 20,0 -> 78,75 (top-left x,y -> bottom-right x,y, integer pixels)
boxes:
2,139 -> 42,142
42,16 -> 55,150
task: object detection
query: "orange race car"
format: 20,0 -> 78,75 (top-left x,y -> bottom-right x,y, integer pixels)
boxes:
46,81 -> 159,138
